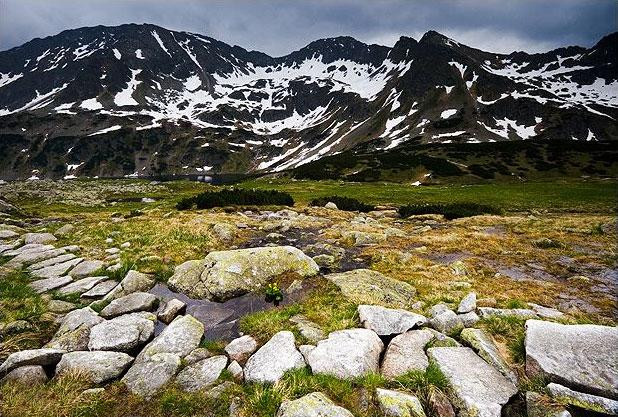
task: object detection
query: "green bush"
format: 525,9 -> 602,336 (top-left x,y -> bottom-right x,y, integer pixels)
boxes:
309,195 -> 375,212
398,202 -> 502,220
177,188 -> 294,210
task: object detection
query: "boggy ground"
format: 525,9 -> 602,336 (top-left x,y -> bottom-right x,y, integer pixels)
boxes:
0,178 -> 616,417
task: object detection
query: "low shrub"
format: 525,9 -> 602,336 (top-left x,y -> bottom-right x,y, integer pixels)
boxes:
398,202 -> 502,220
309,195 -> 375,212
177,188 -> 294,210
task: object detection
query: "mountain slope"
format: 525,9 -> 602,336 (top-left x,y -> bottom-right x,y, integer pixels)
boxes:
0,24 -> 616,180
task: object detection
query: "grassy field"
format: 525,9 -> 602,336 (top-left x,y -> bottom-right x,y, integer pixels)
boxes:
239,178 -> 617,212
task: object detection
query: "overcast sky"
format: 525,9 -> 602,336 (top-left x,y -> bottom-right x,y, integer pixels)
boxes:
0,0 -> 615,55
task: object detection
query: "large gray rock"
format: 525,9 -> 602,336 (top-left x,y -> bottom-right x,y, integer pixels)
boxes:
23,232 -> 57,244
30,275 -> 73,293
122,352 -> 181,398
157,298 -> 186,324
547,382 -> 618,415
276,392 -> 354,417
122,315 -> 204,397
31,257 -> 83,279
224,335 -> 258,363
381,329 -> 434,379
99,292 -> 157,318
376,388 -> 426,417
56,351 -> 133,384
0,348 -> 65,375
175,355 -> 228,392
460,328 -> 517,384
0,229 -> 18,240
138,314 -> 204,360
58,276 -> 107,295
103,270 -> 155,300
525,320 -> 618,399
429,310 -> 464,336
88,312 -> 156,352
307,328 -> 383,379
358,305 -> 426,336
457,293 -> 476,313
428,347 -> 517,417
168,246 -> 319,301
325,269 -> 416,308
69,260 -> 104,278
244,331 -> 305,383
458,311 -> 480,327
0,365 -> 49,386
528,303 -> 564,320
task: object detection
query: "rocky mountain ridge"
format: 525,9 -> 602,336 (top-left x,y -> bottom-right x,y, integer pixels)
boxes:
0,24 -> 616,180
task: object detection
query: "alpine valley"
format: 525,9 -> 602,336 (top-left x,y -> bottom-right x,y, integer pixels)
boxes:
0,24 -> 617,181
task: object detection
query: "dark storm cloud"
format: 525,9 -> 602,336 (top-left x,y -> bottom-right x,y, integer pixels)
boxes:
0,0 -> 615,54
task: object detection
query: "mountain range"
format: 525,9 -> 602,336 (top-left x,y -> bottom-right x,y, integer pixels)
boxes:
0,23 -> 616,180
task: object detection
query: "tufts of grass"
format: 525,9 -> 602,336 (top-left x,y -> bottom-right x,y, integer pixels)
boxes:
531,238 -> 564,249
199,339 -> 227,355
504,298 -> 528,309
309,195 -> 375,212
177,188 -> 294,210
0,372 -> 236,417
479,315 -> 527,364
399,202 -> 503,220
239,278 -> 357,343
0,270 -> 56,359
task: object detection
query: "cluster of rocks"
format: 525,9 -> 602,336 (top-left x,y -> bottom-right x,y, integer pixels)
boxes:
2,220 -> 617,417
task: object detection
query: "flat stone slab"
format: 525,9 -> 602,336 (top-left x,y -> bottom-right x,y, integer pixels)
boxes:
548,382 -> 618,415
56,351 -> 133,384
31,257 -> 83,279
307,328 -> 383,379
325,269 -> 416,308
276,392 -> 354,417
100,292 -> 157,318
2,243 -> 54,257
175,355 -> 228,392
23,233 -> 57,244
30,276 -> 73,293
89,312 -> 156,352
525,319 -> 618,399
69,260 -> 104,278
381,329 -> 434,379
478,307 -> 538,319
6,248 -> 67,268
428,347 -> 517,417
358,304 -> 426,336
460,328 -> 517,384
58,276 -> 107,295
244,331 -> 305,383
0,348 -> 65,375
0,229 -> 18,239
28,253 -> 77,271
81,280 -> 118,299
